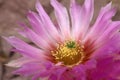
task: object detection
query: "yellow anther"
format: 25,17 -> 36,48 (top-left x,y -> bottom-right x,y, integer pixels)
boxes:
51,40 -> 85,67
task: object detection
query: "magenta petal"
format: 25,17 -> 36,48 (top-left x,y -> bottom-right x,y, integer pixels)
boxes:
91,32 -> 120,59
88,56 -> 120,80
72,65 -> 86,80
84,59 -> 97,69
49,67 -> 67,80
14,62 -> 45,77
32,62 -> 54,78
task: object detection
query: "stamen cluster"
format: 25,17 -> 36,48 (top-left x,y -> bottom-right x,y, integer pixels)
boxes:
52,41 -> 85,67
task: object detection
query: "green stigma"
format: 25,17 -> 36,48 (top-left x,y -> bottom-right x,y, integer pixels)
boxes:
66,41 -> 76,48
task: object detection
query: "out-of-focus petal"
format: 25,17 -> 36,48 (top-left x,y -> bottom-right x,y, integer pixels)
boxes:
88,57 -> 120,80
6,57 -> 38,67
14,62 -> 45,77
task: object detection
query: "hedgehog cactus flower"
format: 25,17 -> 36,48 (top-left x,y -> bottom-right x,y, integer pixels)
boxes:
4,0 -> 120,80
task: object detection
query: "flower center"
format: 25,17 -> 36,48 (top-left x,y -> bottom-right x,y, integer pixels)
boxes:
51,41 -> 85,67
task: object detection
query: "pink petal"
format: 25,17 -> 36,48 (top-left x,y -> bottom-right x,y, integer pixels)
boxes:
94,21 -> 120,46
70,0 -> 81,39
72,64 -> 86,80
51,0 -> 71,40
48,67 -> 67,80
18,23 -> 55,50
91,32 -> 120,59
70,0 -> 94,41
27,11 -> 50,39
84,21 -> 120,55
14,62 -> 45,77
6,57 -> 38,67
84,2 -> 116,42
88,57 -> 120,80
36,0 -> 62,42
3,36 -> 46,59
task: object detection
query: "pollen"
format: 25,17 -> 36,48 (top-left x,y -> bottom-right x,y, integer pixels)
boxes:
51,40 -> 85,67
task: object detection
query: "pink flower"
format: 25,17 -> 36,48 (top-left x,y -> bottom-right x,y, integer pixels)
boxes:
4,0 -> 120,80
